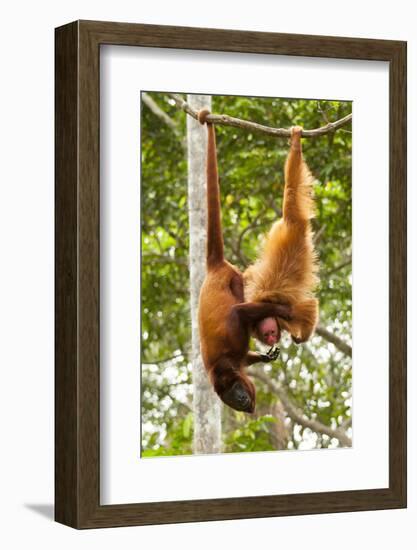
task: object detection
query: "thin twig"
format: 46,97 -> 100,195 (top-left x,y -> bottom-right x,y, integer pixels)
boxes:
142,353 -> 184,365
313,223 -> 327,244
236,210 -> 273,255
323,255 -> 352,276
317,100 -> 330,124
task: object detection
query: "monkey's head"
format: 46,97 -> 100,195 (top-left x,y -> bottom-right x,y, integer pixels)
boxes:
221,378 -> 256,413
255,316 -> 281,346
211,361 -> 255,413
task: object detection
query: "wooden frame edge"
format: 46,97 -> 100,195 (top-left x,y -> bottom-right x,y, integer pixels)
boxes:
55,20 -> 80,528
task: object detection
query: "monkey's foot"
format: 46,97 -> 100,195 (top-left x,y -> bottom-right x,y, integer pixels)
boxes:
291,125 -> 303,136
290,126 -> 303,149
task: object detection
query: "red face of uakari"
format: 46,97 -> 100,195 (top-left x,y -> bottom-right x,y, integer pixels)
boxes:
256,317 -> 281,346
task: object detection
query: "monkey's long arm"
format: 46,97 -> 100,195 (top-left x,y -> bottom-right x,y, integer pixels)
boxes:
199,110 -> 224,268
233,301 -> 292,323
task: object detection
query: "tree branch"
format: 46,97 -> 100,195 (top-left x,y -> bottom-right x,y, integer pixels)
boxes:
142,353 -> 184,365
142,93 -> 179,131
168,93 -> 352,138
142,92 -> 186,148
340,416 -> 352,431
322,255 -> 352,276
248,368 -> 351,447
237,210 -> 275,254
313,223 -> 327,244
315,324 -> 352,357
142,253 -> 188,266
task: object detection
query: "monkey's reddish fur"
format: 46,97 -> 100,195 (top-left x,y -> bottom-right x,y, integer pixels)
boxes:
197,109 -> 292,413
244,128 -> 319,343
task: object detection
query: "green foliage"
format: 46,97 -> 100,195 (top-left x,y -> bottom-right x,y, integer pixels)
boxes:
142,411 -> 194,457
141,92 -> 352,456
224,415 -> 278,453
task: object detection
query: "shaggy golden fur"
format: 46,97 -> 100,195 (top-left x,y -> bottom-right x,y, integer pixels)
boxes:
244,127 -> 319,343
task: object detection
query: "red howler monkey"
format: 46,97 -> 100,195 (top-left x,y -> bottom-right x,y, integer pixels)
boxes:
244,127 -> 319,346
197,109 -> 292,413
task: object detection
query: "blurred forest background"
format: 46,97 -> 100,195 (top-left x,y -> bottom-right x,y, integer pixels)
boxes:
141,93 -> 352,456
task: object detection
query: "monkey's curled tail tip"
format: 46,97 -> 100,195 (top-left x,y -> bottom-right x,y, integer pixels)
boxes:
198,108 -> 211,125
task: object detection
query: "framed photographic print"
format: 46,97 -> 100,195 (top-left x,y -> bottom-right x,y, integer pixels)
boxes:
55,20 -> 406,528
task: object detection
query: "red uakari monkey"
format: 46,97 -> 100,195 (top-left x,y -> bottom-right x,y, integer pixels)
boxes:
244,126 -> 319,347
197,109 -> 292,413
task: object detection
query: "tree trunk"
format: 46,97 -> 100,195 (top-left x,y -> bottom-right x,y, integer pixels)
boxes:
186,94 -> 222,454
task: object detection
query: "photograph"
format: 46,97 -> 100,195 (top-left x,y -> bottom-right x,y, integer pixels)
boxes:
140,92 -> 353,457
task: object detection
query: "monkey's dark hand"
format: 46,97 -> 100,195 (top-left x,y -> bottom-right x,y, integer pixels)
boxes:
259,346 -> 280,362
